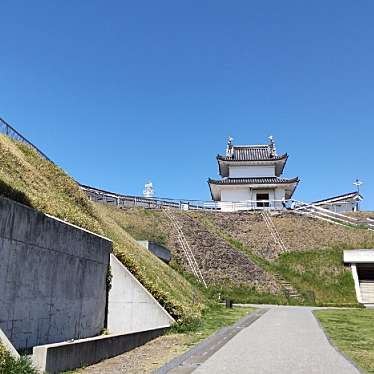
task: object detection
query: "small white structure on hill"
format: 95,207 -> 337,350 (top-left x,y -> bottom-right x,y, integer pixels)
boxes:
208,137 -> 299,210
311,192 -> 363,213
143,181 -> 155,198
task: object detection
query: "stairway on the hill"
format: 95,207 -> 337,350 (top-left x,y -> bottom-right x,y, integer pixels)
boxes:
166,211 -> 281,294
272,274 -> 303,300
360,281 -> 374,305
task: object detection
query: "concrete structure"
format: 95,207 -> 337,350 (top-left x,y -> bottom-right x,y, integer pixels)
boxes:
312,192 -> 363,213
137,240 -> 172,263
343,250 -> 374,306
32,254 -> 174,373
107,254 -> 174,335
33,327 -> 167,374
0,196 -> 112,351
208,137 -> 299,211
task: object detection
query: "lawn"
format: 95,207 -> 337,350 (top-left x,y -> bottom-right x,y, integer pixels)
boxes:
273,249 -> 358,306
172,304 -> 255,346
314,309 -> 374,373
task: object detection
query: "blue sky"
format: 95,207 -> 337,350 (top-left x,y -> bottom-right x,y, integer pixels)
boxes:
1,1 -> 373,209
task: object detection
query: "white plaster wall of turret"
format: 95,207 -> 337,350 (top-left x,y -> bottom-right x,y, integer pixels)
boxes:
228,165 -> 276,178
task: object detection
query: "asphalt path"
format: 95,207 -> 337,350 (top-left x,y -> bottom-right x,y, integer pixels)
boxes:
193,306 -> 361,374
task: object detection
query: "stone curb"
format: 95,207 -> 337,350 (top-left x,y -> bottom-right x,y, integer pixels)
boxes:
153,308 -> 268,374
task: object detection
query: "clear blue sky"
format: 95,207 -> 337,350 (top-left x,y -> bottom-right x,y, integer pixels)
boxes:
1,1 -> 373,209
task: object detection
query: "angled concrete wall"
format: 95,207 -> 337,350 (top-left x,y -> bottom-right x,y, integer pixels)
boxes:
0,327 -> 20,359
0,196 -> 112,350
108,254 -> 174,334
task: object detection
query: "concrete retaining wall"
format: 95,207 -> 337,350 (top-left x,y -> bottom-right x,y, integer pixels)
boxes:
33,327 -> 167,373
108,254 -> 174,335
137,240 -> 172,263
0,196 -> 112,350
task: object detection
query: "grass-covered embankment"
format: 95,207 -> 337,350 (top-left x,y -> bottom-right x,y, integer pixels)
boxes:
96,206 -> 368,306
0,134 -> 206,323
314,309 -> 374,373
272,249 -> 358,306
195,213 -> 364,306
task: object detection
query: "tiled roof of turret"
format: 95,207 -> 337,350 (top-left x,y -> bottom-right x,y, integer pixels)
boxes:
217,145 -> 287,161
208,177 -> 299,185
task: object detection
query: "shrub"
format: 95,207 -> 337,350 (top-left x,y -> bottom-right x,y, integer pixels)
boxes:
0,345 -> 39,374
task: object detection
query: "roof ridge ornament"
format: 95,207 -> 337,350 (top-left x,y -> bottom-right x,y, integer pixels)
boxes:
268,135 -> 277,157
226,136 -> 234,158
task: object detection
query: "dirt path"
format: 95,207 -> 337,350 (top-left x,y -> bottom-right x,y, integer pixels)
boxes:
76,334 -> 191,374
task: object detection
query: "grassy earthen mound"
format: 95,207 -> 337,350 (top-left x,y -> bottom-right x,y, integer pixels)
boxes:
0,134 -> 205,323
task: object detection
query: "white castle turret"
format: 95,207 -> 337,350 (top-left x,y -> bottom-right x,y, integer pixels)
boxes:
208,136 -> 299,211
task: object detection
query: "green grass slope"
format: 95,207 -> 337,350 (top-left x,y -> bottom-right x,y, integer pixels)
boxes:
109,207 -> 374,306
0,134 -> 205,323
196,211 -> 374,306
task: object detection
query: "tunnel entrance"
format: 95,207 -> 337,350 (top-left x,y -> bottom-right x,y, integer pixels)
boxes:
357,264 -> 374,282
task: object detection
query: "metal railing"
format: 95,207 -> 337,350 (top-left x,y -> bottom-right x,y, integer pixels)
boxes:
80,184 -> 291,212
292,199 -> 374,230
0,117 -> 54,164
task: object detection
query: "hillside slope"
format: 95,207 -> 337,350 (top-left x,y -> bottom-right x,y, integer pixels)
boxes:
202,211 -> 374,260
0,134 -> 205,323
111,207 -> 374,305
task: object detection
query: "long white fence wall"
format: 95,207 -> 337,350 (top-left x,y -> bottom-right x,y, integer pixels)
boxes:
0,196 -> 112,351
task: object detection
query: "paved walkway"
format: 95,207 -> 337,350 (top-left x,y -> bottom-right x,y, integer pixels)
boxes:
193,306 -> 361,374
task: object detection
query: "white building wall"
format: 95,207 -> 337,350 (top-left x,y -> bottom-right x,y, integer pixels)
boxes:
228,165 -> 275,178
319,201 -> 357,213
274,188 -> 286,209
221,188 -> 251,202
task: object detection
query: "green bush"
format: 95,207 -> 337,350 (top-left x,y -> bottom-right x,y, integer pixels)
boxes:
0,345 -> 39,374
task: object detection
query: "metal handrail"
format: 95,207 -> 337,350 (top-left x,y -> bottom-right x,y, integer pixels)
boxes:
0,117 -> 54,164
81,184 -> 291,211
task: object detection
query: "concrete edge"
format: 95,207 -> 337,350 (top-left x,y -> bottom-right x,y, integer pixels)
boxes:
153,308 -> 268,374
0,195 -> 112,243
110,254 -> 175,324
45,213 -> 112,242
33,326 -> 168,374
312,311 -> 367,374
0,328 -> 20,359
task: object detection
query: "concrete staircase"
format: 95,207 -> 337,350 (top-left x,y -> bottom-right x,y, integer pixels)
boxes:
360,281 -> 374,306
273,274 -> 303,301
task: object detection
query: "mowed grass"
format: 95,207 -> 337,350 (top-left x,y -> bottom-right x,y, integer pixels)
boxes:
314,309 -> 374,373
0,134 -> 206,323
273,249 -> 358,306
170,305 -> 255,346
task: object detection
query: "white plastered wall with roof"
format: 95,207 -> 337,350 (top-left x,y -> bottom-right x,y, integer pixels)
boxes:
228,165 -> 276,178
